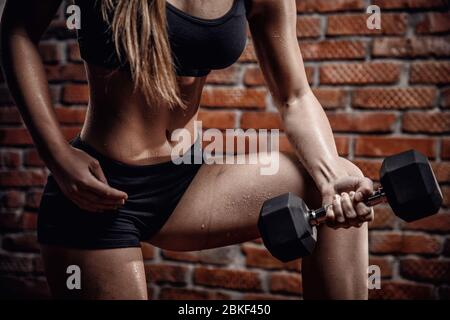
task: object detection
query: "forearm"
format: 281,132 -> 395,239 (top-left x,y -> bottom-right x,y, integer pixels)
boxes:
279,89 -> 346,191
1,32 -> 69,169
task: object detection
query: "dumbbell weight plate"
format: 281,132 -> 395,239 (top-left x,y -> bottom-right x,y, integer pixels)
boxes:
258,193 -> 317,262
380,150 -> 443,222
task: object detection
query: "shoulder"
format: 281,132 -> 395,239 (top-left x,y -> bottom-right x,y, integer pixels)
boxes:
245,0 -> 295,20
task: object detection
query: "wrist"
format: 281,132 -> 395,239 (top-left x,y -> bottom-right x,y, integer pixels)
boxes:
312,158 -> 349,192
38,140 -> 72,172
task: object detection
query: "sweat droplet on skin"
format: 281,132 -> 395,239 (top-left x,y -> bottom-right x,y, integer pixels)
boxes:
201,224 -> 205,230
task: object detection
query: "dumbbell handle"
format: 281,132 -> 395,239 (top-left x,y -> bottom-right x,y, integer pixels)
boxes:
308,187 -> 387,226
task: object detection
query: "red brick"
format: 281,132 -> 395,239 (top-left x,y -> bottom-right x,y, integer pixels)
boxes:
162,250 -> 199,263
312,88 -> 347,109
369,257 -> 394,278
278,135 -> 294,154
369,281 -> 434,300
301,40 -> 366,61
243,66 -> 265,87
159,288 -> 230,300
60,64 -> 87,82
195,247 -> 238,265
270,273 -> 302,295
327,112 -> 397,133
242,245 -> 301,272
0,213 -> 20,231
24,149 -> 44,167
26,190 -> 43,209
0,170 -> 47,187
194,267 -> 261,291
21,212 -> 38,230
0,150 -> 22,169
373,37 -> 450,58
368,206 -> 397,230
240,112 -> 282,130
355,136 -> 436,158
320,62 -> 401,85
442,139 -> 450,160
238,41 -> 256,62
144,263 -> 187,285
0,190 -> 25,208
442,87 -> 450,108
433,162 -> 450,183
0,108 -> 22,124
374,0 -> 450,9
352,159 -> 382,181
0,127 -> 81,146
410,62 -> 450,84
54,106 -> 87,124
200,88 -> 266,109
416,12 -> 450,34
62,84 -> 89,104
296,0 -> 365,13
403,212 -> 450,233
0,128 -> 32,145
0,253 -> 34,273
443,186 -> 450,207
335,136 -> 350,156
44,19 -> 76,40
354,87 -> 437,110
400,258 -> 450,283
198,111 -> 236,129
296,17 -> 322,38
244,66 -> 314,87
67,42 -> 82,62
369,232 -> 442,255
403,112 -> 450,133
0,212 -> 37,231
2,233 -> 40,253
206,66 -> 240,85
327,14 -> 407,36
38,43 -> 61,64
140,242 -> 155,260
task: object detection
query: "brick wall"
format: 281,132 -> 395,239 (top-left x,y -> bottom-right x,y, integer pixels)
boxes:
0,0 -> 449,300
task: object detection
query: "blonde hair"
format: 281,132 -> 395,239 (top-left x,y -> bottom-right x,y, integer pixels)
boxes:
101,0 -> 185,108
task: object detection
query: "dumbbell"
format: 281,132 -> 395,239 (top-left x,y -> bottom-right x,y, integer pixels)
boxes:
258,149 -> 443,262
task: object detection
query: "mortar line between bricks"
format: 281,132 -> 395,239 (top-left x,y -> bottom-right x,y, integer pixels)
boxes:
348,134 -> 355,159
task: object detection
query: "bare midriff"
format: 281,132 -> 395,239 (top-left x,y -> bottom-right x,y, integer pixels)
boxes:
79,63 -> 207,165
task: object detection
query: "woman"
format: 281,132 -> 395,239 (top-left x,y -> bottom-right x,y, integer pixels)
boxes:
1,0 -> 374,299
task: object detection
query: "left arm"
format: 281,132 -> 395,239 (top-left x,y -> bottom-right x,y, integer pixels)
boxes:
246,0 -> 373,226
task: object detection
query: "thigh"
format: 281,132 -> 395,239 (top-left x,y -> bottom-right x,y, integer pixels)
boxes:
41,245 -> 147,299
149,151 -> 369,299
149,151 -> 320,250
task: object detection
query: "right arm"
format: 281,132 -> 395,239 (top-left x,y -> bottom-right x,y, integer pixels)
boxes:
0,0 -> 127,212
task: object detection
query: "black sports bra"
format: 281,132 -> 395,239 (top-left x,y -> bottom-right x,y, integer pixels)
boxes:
74,0 -> 250,77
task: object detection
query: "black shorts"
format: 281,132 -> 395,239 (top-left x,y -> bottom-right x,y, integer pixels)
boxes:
37,135 -> 203,249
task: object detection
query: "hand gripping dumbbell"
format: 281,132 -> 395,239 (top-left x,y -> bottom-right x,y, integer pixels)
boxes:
258,150 -> 443,262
